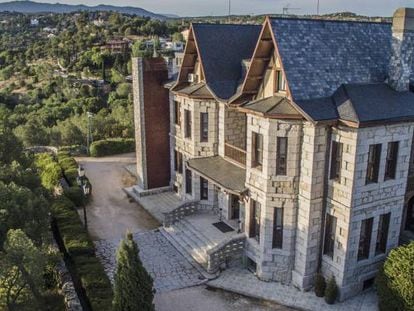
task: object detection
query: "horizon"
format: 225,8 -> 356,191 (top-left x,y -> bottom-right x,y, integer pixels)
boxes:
0,0 -> 412,17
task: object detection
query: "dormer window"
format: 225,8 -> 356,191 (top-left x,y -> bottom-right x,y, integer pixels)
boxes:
187,73 -> 198,83
275,70 -> 286,92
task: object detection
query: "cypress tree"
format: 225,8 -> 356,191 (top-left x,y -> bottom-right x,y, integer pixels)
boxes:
113,232 -> 155,311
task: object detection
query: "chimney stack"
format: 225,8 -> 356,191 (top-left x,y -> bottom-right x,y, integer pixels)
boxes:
389,8 -> 414,92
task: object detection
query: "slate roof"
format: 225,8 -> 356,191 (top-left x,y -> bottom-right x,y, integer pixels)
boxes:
240,95 -> 301,117
192,24 -> 261,100
187,156 -> 247,194
173,82 -> 214,99
295,97 -> 338,121
270,18 -> 392,101
332,83 -> 414,124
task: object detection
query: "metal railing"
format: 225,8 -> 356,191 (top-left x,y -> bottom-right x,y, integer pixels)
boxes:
163,200 -> 216,227
224,143 -> 247,166
206,233 -> 246,273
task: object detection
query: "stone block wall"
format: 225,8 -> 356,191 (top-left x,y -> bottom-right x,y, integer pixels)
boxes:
321,126 -> 358,289
225,108 -> 247,149
170,94 -> 219,200
292,123 -> 329,290
245,114 -> 303,283
336,123 -> 414,300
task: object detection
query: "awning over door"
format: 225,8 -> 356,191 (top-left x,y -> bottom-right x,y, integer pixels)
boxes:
187,156 -> 247,195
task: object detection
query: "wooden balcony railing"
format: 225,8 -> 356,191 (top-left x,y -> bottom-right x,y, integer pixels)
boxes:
224,143 -> 246,167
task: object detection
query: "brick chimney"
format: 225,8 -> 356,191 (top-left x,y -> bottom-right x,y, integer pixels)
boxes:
389,8 -> 414,91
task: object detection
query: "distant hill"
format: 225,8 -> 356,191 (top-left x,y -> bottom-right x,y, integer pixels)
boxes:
0,0 -> 167,19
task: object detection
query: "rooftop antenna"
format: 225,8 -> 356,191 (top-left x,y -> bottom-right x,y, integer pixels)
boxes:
228,0 -> 231,22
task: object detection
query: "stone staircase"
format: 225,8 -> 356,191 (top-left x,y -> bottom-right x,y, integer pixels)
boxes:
160,218 -> 219,278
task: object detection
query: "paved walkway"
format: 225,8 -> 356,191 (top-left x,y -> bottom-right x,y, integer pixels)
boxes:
95,230 -> 207,293
124,189 -> 183,223
208,268 -> 378,311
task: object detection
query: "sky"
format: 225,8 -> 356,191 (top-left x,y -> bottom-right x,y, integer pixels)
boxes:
2,0 -> 414,17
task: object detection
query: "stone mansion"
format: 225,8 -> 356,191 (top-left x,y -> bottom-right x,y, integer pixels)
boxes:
131,8 -> 414,301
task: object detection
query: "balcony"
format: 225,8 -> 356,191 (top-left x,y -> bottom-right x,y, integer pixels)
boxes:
225,143 -> 246,167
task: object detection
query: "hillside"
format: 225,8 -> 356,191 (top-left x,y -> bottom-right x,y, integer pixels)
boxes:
0,0 -> 167,19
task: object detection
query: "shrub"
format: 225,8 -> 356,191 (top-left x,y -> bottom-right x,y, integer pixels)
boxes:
90,138 -> 135,157
324,276 -> 338,304
64,186 -> 85,207
64,168 -> 78,186
57,150 -> 71,159
314,273 -> 326,297
59,157 -> 78,171
376,242 -> 414,311
35,154 -> 63,189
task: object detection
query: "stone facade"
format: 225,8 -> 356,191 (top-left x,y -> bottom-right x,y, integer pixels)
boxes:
134,7 -> 414,304
245,116 -> 302,283
170,93 -> 219,203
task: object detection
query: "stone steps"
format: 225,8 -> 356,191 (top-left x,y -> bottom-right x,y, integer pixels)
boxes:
160,220 -> 220,280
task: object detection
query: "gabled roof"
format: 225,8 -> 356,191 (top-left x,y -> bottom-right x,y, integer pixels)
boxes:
269,18 -> 392,101
333,83 -> 414,124
239,95 -> 302,119
173,82 -> 214,99
189,24 -> 261,100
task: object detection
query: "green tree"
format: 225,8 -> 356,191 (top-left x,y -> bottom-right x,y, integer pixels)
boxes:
172,32 -> 184,42
113,232 -> 154,311
0,123 -> 23,165
0,229 -> 47,310
14,118 -> 49,147
377,242 -> 414,311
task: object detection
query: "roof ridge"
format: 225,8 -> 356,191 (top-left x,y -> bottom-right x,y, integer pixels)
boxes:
268,16 -> 390,26
192,23 -> 261,27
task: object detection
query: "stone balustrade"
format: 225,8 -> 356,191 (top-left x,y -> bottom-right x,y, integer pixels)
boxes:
206,233 -> 246,274
163,200 -> 217,226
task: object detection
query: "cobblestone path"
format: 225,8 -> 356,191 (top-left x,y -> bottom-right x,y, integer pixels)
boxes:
94,230 -> 206,293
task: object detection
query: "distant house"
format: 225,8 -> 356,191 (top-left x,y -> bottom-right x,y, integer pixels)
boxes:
100,39 -> 130,54
30,18 -> 39,26
132,7 -> 414,302
181,29 -> 190,41
165,41 -> 184,52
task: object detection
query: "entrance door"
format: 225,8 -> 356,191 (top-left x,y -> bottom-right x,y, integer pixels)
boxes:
231,195 -> 240,220
406,197 -> 414,232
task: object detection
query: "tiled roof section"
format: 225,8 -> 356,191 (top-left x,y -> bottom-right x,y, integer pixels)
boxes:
192,23 -> 261,100
240,96 -> 300,117
270,18 -> 392,100
333,83 -> 414,124
187,156 -> 247,194
294,97 -> 338,121
173,82 -> 214,99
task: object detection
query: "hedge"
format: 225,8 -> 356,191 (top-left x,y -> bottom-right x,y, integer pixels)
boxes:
64,186 -> 85,207
35,153 -> 63,190
89,138 -> 135,157
59,145 -> 88,156
58,157 -> 78,171
377,241 -> 414,311
64,168 -> 79,186
51,197 -> 113,310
